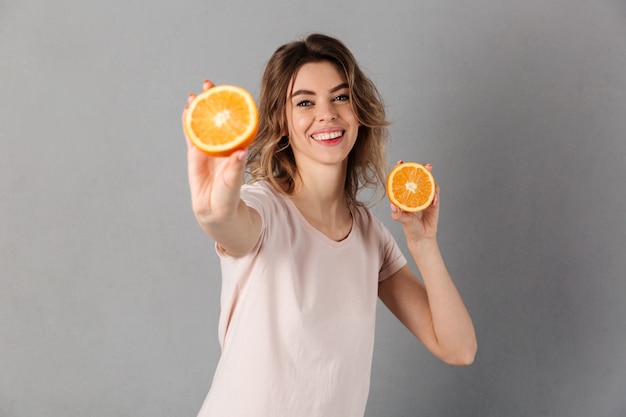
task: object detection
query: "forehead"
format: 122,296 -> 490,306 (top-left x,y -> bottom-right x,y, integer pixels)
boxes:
289,61 -> 347,92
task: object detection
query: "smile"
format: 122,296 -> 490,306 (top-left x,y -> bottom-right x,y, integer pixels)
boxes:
311,130 -> 344,141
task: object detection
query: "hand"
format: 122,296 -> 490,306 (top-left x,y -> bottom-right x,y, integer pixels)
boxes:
390,162 -> 440,243
183,79 -> 248,224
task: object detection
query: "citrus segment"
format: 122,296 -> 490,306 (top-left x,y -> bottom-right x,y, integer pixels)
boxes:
386,162 -> 436,212
184,85 -> 258,157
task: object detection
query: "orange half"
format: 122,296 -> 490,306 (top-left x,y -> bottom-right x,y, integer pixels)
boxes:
386,162 -> 436,212
183,85 -> 258,157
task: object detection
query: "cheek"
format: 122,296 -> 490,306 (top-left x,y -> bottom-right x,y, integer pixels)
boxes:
291,113 -> 311,135
340,107 -> 359,125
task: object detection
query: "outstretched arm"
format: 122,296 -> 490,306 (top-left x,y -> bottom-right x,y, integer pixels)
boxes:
379,165 -> 477,365
183,80 -> 261,257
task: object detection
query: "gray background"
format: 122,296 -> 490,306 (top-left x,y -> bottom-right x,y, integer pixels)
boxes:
1,0 -> 625,416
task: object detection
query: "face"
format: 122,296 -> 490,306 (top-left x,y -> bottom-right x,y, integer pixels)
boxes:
285,61 -> 360,170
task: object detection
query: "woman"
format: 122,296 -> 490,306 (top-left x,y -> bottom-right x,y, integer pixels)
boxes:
183,33 -> 476,417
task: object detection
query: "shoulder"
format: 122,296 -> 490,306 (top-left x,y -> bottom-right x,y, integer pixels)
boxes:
351,205 -> 396,247
241,181 -> 283,210
352,205 -> 387,235
352,205 -> 401,251
241,180 -> 278,199
240,181 -> 293,227
352,205 -> 407,281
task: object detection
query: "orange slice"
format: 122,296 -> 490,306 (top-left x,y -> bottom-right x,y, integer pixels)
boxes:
386,162 -> 436,212
183,85 -> 258,157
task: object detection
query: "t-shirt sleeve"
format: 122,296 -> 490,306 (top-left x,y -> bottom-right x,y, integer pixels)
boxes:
214,183 -> 270,259
377,219 -> 408,282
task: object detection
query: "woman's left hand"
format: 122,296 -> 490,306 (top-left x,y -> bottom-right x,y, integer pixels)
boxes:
390,163 -> 440,243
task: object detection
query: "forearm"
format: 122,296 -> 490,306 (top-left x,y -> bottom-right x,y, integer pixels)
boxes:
409,239 -> 477,364
196,199 -> 261,257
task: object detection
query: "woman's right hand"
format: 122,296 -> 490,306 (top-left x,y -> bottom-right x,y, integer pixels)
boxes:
183,79 -> 248,228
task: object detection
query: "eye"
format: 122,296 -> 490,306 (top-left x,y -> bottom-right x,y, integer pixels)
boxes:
333,94 -> 350,102
296,99 -> 313,107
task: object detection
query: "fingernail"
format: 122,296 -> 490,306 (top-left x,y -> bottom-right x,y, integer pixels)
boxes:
390,203 -> 398,213
237,149 -> 248,161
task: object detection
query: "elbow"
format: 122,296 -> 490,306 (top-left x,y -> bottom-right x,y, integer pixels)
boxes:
441,341 -> 477,366
446,351 -> 476,366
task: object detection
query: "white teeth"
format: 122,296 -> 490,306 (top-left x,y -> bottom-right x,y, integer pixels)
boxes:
311,131 -> 343,141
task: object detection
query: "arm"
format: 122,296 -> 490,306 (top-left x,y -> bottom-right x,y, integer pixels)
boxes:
183,80 -> 261,257
379,167 -> 477,365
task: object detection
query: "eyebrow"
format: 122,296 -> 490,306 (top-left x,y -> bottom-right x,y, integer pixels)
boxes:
290,82 -> 349,98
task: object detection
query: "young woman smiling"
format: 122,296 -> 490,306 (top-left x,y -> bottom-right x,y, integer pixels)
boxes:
183,33 -> 477,417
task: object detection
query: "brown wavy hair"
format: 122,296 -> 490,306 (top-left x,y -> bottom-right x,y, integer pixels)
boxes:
247,33 -> 389,207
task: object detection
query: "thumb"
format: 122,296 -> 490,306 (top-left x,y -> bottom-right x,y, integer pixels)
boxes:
389,203 -> 405,222
222,149 -> 248,189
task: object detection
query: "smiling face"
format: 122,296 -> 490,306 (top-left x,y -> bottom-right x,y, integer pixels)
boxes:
285,61 -> 360,171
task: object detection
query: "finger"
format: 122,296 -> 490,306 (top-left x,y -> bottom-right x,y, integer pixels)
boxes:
432,184 -> 440,206
390,203 -> 402,221
203,79 -> 215,91
184,133 -> 193,150
186,142 -> 212,183
182,110 -> 190,145
182,100 -> 192,147
425,163 -> 433,171
389,202 -> 409,221
182,93 -> 196,125
221,149 -> 248,190
390,203 -> 425,227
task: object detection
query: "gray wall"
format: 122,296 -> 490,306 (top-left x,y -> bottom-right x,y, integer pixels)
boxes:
1,1 -> 625,416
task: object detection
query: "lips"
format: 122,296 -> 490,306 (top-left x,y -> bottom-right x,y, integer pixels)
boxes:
311,129 -> 344,141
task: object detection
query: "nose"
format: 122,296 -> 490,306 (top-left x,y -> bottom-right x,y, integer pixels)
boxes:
317,101 -> 337,122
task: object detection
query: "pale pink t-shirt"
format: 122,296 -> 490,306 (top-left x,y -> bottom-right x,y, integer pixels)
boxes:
197,181 -> 407,417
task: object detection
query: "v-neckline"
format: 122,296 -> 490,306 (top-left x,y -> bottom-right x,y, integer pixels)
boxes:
283,195 -> 354,245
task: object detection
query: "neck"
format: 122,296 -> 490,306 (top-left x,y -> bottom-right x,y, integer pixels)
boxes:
289,162 -> 353,241
292,160 -> 347,210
